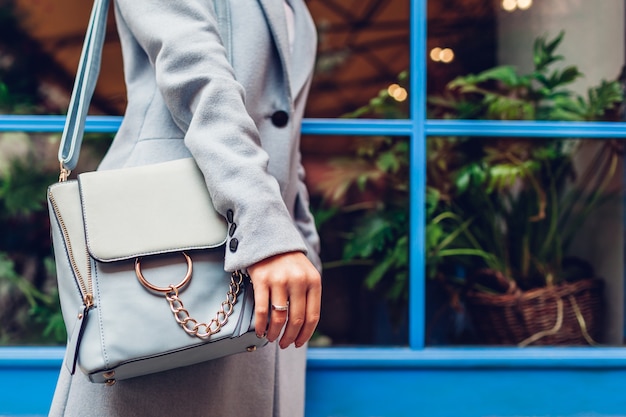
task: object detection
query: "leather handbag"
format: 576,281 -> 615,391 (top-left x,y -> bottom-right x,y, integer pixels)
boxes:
47,0 -> 266,386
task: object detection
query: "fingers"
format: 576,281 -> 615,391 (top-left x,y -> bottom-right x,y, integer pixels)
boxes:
247,251 -> 321,349
277,283 -> 321,349
276,291 -> 302,348
292,283 -> 321,348
267,289 -> 289,343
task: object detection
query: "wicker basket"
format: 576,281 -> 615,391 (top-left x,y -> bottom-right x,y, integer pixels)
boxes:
464,273 -> 604,346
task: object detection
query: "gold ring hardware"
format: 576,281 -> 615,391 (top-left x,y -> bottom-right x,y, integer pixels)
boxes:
246,345 -> 257,352
135,252 -> 193,293
136,252 -> 246,340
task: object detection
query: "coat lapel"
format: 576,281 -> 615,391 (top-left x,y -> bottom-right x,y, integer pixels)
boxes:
257,0 -> 293,101
289,0 -> 317,99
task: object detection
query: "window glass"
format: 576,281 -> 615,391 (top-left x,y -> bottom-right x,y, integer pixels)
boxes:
306,0 -> 410,118
303,134 -> 410,346
3,1 -> 124,115
427,0 -> 625,122
425,136 -> 623,346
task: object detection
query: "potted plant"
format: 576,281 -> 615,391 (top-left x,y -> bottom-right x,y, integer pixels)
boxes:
427,31 -> 623,346
315,32 -> 623,345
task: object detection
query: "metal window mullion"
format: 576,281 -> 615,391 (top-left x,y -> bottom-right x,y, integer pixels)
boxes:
408,0 -> 427,350
4,116 -> 626,138
0,115 -> 121,132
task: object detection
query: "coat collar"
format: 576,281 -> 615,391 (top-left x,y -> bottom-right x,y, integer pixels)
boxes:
256,0 -> 317,104
288,0 -> 317,100
257,0 -> 293,101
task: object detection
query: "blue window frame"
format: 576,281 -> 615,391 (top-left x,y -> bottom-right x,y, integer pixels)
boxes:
3,0 -> 626,415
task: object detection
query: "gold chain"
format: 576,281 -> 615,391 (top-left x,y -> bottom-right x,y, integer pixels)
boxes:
164,270 -> 245,338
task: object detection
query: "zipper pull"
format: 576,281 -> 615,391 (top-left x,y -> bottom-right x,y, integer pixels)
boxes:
64,297 -> 93,375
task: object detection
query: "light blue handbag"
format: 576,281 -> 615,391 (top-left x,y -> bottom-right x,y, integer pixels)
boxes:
47,0 -> 266,385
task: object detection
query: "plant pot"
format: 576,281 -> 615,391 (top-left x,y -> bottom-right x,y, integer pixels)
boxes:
464,274 -> 604,346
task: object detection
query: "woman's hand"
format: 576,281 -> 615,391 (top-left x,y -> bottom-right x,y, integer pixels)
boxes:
247,251 -> 321,349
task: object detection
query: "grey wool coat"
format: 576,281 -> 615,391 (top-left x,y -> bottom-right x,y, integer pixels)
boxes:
48,0 -> 319,416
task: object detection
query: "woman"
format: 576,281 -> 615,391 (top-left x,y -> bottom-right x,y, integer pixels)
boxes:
49,0 -> 321,415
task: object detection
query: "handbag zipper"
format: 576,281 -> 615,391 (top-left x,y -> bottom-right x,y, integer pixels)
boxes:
48,190 -> 94,309
49,188 -> 95,375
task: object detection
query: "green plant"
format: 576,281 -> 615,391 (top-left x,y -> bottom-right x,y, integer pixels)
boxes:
429,32 -> 622,121
314,72 -> 410,311
427,31 -> 623,291
0,152 -> 67,344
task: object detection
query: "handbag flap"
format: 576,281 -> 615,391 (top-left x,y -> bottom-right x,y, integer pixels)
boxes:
79,158 -> 227,262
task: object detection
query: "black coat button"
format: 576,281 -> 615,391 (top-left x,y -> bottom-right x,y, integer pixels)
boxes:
227,209 -> 234,223
271,110 -> 289,127
229,223 -> 237,237
229,238 -> 239,252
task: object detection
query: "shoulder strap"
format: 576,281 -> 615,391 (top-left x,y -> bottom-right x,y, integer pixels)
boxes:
58,0 -> 110,173
58,0 -> 232,174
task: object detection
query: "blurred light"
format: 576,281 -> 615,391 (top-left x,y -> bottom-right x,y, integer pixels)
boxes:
387,83 -> 407,102
388,83 -> 401,96
430,47 -> 442,61
502,0 -> 532,11
430,47 -> 454,64
440,48 -> 454,63
393,88 -> 408,102
502,0 -> 517,11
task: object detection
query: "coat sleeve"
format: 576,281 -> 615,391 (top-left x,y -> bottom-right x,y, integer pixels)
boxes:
114,0 -> 309,271
294,158 -> 322,272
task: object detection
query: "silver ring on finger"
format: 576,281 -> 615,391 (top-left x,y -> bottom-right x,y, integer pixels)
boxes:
271,302 -> 289,312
